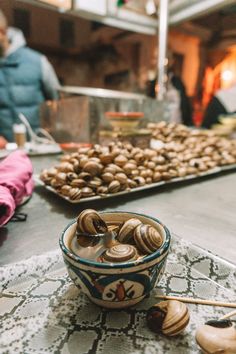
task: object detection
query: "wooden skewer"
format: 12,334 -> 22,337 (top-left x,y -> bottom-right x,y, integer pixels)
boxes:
220,309 -> 236,320
155,295 -> 236,308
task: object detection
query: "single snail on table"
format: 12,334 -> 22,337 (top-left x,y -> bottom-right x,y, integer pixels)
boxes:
196,319 -> 236,353
146,300 -> 190,336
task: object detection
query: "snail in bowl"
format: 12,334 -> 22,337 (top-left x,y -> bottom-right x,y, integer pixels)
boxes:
60,209 -> 171,308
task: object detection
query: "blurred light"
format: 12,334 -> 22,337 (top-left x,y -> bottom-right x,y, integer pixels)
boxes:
38,0 -> 71,10
146,0 -> 156,15
221,69 -> 233,81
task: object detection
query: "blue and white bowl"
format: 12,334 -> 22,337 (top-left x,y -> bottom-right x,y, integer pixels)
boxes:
59,211 -> 171,309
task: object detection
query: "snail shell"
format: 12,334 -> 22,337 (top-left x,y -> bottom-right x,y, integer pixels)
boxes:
102,172 -> 114,183
83,161 -> 102,176
117,218 -> 142,243
68,187 -> 81,201
81,187 -> 94,198
97,186 -> 108,195
133,176 -> 146,186
57,162 -> 74,173
99,153 -> 113,165
100,244 -> 138,263
70,178 -> 86,188
55,172 -> 67,184
66,172 -> 78,182
77,209 -> 108,234
108,180 -> 121,193
134,224 -> 163,254
40,170 -> 51,184
127,179 -> 137,189
146,300 -> 190,336
115,172 -> 128,184
46,167 -> 58,177
114,155 -> 128,167
195,320 -> 236,354
78,172 -> 92,182
60,184 -> 71,196
153,172 -> 162,182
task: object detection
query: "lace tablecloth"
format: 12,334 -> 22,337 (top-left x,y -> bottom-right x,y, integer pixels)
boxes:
1,236 -> 235,354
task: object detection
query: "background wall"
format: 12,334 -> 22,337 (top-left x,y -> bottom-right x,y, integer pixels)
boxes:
0,0 -> 199,97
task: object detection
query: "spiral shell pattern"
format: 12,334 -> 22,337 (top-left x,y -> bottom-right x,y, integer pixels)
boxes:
77,209 -> 108,234
147,300 -> 189,336
117,218 -> 142,243
101,244 -> 138,263
134,224 -> 163,254
161,300 -> 190,336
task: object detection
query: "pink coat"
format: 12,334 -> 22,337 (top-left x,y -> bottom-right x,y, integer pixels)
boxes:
0,150 -> 34,226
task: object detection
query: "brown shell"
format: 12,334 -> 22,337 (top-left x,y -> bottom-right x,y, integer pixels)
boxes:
83,161 -> 102,176
66,172 -> 78,182
57,162 -> 74,173
161,301 -> 190,336
117,218 -> 142,243
115,172 -> 128,184
46,167 -> 58,177
77,209 -> 107,234
68,187 -> 81,201
108,180 -> 121,193
195,322 -> 236,353
70,179 -> 87,188
102,172 -> 114,183
100,244 -> 138,263
97,186 -> 108,195
114,155 -> 128,167
60,185 -> 71,196
133,224 -> 163,254
147,300 -> 189,336
81,187 -> 94,198
99,153 -> 113,165
55,172 -> 67,183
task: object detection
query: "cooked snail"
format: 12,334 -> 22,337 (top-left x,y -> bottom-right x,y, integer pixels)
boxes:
146,300 -> 190,336
195,319 -> 236,354
77,209 -> 108,235
100,244 -> 139,263
117,218 -> 142,243
134,224 -> 163,254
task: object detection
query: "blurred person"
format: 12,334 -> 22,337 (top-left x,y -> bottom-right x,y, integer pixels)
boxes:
0,10 -> 60,142
167,53 -> 193,126
146,56 -> 193,126
202,83 -> 236,128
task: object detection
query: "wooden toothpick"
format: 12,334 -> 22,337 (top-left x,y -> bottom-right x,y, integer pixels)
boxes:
220,309 -> 236,319
155,295 -> 236,309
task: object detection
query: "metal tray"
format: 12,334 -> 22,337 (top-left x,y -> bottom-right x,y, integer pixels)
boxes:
35,163 -> 236,204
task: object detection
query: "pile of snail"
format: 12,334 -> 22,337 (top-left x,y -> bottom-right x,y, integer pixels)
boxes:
40,122 -> 236,201
70,209 -> 163,263
148,121 -> 236,168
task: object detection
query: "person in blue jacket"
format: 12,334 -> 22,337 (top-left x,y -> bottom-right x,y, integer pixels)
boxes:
0,10 -> 60,142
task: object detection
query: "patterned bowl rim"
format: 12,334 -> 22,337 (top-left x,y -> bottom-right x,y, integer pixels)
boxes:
59,211 -> 171,269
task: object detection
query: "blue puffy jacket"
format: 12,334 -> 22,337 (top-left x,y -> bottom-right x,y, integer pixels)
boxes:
0,28 -> 60,141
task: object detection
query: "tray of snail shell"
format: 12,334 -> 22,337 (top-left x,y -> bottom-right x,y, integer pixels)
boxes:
38,142 -> 236,204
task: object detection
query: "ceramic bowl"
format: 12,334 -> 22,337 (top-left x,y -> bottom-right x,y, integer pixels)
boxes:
59,211 -> 171,309
105,112 -> 144,131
